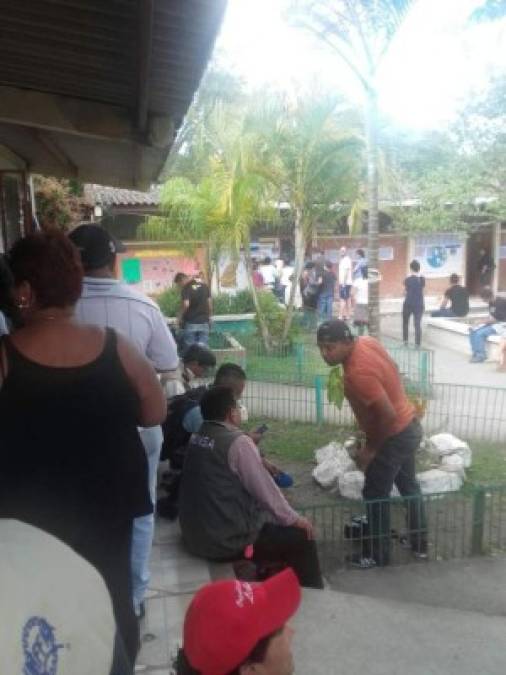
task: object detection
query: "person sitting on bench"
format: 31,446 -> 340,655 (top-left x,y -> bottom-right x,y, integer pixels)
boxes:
179,386 -> 323,588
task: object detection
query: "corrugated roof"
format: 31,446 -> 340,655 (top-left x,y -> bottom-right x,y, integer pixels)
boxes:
84,183 -> 161,206
0,0 -> 227,188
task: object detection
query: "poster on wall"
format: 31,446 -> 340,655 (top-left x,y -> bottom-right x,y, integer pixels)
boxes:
414,234 -> 465,279
119,248 -> 204,296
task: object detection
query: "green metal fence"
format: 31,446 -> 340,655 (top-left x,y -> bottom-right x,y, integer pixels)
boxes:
242,380 -> 506,441
298,485 -> 506,571
226,333 -> 434,395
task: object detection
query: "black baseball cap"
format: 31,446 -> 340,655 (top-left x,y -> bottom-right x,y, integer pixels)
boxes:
317,320 -> 354,343
69,224 -> 126,271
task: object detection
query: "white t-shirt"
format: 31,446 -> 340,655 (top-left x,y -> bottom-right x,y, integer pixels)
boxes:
353,277 -> 369,305
260,264 -> 277,286
75,277 -> 179,371
338,255 -> 352,286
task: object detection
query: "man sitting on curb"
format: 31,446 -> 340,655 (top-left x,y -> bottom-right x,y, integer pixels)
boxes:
179,387 -> 323,588
164,344 -> 216,399
317,320 -> 427,568
430,273 -> 469,318
468,288 -> 506,363
176,568 -> 300,675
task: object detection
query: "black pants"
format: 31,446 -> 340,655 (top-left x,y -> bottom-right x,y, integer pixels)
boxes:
402,304 -> 423,346
363,419 -> 427,565
253,523 -> 324,589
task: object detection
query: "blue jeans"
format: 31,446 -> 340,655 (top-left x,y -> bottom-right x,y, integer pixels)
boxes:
181,323 -> 210,353
469,324 -> 497,359
131,425 -> 163,614
317,294 -> 334,320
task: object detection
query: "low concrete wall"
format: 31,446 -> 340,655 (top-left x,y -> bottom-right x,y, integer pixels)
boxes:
426,316 -> 501,360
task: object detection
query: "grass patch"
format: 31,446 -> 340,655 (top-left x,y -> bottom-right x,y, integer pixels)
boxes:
247,417 -> 506,488
466,441 -> 506,485
246,417 -> 353,464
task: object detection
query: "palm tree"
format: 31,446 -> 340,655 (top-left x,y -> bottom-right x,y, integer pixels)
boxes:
141,105 -> 280,351
248,94 -> 363,340
289,0 -> 416,336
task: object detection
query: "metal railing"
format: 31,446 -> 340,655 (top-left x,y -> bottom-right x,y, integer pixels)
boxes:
298,485 -> 506,570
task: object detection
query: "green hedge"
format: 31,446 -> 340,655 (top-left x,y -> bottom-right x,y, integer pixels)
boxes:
155,287 -> 256,317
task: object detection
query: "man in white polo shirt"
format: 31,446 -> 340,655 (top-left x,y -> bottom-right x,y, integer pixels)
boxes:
70,224 -> 179,620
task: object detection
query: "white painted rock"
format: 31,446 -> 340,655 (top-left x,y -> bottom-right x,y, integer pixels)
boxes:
416,469 -> 463,494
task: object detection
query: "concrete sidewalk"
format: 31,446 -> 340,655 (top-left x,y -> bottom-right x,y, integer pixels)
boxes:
137,518 -> 506,674
381,313 -> 506,387
294,584 -> 506,675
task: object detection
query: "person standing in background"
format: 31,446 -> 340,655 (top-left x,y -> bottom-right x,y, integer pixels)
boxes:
300,262 -> 320,330
174,272 -> 212,352
402,259 -> 425,347
317,261 -> 336,321
478,248 -> 495,288
251,261 -> 264,289
259,257 -> 277,293
353,248 -> 368,280
70,224 -> 179,622
352,267 -> 369,335
338,246 -> 353,321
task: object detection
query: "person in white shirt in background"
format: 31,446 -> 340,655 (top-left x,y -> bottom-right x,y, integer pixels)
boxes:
338,246 -> 353,321
352,266 -> 369,335
259,257 -> 277,292
69,224 -> 179,621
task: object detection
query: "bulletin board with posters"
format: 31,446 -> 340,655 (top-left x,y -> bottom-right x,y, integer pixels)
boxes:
118,246 -> 206,296
414,234 -> 465,279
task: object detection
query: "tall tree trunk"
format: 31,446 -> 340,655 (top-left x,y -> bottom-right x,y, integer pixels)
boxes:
365,87 -> 380,337
243,250 -> 272,352
282,208 -> 305,341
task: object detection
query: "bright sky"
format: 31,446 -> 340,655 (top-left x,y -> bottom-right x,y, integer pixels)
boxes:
215,0 -> 506,130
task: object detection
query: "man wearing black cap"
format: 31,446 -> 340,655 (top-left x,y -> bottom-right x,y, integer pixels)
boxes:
69,224 -> 179,619
317,320 -> 427,567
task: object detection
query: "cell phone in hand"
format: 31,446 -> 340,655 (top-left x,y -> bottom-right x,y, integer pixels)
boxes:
255,424 -> 269,435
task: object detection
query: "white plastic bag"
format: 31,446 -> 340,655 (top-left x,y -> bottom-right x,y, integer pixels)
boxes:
312,459 -> 342,489
313,448 -> 356,488
416,469 -> 463,494
339,471 -> 364,500
315,442 -> 341,465
428,433 -> 468,457
441,453 -> 466,478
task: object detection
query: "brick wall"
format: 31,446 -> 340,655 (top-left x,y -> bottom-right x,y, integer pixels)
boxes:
315,233 -> 466,299
315,234 -> 409,298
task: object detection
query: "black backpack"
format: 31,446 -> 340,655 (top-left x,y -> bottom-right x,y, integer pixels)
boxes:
161,385 -> 208,467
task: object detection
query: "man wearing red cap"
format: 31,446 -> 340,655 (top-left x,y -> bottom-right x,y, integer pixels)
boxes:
176,568 -> 300,675
317,319 -> 427,568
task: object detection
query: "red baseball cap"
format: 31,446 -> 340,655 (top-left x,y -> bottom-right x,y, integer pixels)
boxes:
183,568 -> 301,675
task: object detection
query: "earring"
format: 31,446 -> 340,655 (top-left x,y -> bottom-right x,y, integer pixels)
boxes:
17,297 -> 30,309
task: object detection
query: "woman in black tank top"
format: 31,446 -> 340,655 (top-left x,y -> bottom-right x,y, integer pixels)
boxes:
0,232 -> 166,666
